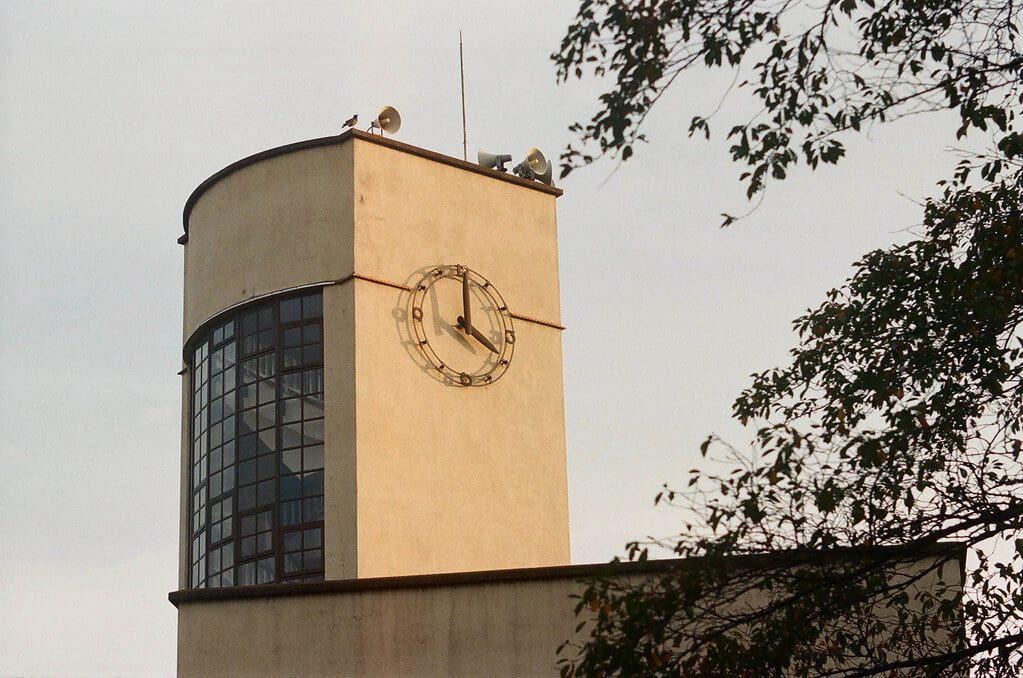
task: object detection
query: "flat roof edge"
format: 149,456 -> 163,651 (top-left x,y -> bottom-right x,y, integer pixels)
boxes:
169,541 -> 966,607
178,129 -> 563,244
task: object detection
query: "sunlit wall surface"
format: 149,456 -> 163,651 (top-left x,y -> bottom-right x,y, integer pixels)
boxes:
187,291 -> 325,588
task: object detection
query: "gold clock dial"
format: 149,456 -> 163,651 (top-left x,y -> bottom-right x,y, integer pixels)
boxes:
410,265 -> 515,386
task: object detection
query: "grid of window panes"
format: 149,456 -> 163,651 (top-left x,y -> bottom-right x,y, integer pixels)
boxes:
188,291 -> 325,588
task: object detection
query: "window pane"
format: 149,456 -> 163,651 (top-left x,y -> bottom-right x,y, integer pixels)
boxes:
257,328 -> 274,351
281,422 -> 301,449
283,531 -> 302,552
280,475 -> 301,501
303,497 -> 324,522
238,485 -> 255,511
258,454 -> 275,481
210,397 -> 223,422
256,557 -> 274,584
241,311 -> 258,334
281,449 -> 301,474
303,394 -> 324,420
282,398 -> 302,423
257,307 -> 273,330
238,460 -> 256,485
303,294 -> 322,319
280,298 -> 301,324
257,479 -> 274,506
303,369 -> 323,394
282,372 -> 302,395
257,532 -> 272,553
239,359 -> 258,385
302,471 -> 323,497
222,415 -> 235,442
258,403 -> 276,430
238,434 -> 256,460
303,445 -> 323,471
241,514 -> 256,536
258,380 -> 276,405
283,327 -> 302,348
240,410 -> 257,435
238,562 -> 255,586
258,429 -> 275,455
302,344 -> 322,365
280,500 -> 301,526
303,419 -> 324,446
258,354 -> 275,378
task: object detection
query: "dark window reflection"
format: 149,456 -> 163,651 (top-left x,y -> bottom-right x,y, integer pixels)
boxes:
188,291 -> 325,588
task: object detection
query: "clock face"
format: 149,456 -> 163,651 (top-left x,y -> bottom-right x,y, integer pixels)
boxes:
409,265 -> 515,386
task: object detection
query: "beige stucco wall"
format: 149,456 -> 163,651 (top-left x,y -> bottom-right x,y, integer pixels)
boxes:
174,551 -> 964,678
180,133 -> 569,584
182,143 -> 355,340
353,281 -> 569,576
347,139 -> 569,577
177,574 -> 581,678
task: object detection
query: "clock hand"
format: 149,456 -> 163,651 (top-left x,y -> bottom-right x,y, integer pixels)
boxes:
469,325 -> 500,354
456,316 -> 499,353
461,266 -> 472,334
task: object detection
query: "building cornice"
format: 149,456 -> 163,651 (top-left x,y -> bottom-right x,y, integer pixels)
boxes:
169,541 -> 966,608
178,129 -> 563,245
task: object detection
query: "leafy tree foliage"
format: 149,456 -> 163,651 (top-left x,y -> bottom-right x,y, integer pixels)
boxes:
554,0 -> 1023,676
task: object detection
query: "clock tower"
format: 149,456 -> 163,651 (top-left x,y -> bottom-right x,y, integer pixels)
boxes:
177,130 -> 570,590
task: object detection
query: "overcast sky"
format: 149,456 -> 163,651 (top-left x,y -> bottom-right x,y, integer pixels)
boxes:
0,1 -> 963,676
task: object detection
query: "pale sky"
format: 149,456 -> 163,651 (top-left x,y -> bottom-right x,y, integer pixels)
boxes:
0,1 -> 961,675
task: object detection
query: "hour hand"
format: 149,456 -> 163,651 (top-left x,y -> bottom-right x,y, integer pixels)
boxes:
458,316 -> 500,354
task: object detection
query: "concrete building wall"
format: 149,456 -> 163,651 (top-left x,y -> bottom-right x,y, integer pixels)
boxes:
182,142 -> 355,340
176,571 -> 582,678
172,550 -> 965,678
347,139 -> 569,577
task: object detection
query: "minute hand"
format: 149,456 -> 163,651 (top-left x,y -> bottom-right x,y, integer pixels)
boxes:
461,267 -> 472,332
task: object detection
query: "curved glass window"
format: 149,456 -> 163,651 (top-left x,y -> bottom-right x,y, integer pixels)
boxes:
188,291 -> 325,588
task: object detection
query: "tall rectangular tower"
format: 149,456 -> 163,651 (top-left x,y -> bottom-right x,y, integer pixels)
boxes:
178,130 -> 569,590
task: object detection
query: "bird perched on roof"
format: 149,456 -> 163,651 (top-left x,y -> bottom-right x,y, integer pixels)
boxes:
342,114 -> 358,130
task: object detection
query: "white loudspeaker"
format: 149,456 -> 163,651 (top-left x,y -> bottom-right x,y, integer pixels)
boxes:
536,162 -> 555,186
370,106 -> 401,134
513,147 -> 548,178
478,149 -> 512,172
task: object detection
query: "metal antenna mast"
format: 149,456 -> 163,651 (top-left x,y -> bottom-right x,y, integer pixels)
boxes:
459,31 -> 468,161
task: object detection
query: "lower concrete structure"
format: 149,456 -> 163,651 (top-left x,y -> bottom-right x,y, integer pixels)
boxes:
170,546 -> 965,678
172,562 -> 604,678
